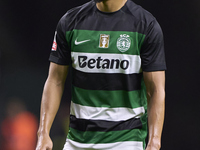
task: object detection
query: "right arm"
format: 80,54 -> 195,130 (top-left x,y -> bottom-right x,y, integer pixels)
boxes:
36,62 -> 69,150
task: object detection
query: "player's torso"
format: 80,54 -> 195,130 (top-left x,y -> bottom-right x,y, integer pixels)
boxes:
66,8 -> 146,75
63,2 -> 148,150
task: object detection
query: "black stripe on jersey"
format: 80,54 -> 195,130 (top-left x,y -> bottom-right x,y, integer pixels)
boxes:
69,115 -> 142,132
72,68 -> 142,91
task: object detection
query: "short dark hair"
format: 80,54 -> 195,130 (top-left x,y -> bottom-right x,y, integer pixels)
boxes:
94,0 -> 105,3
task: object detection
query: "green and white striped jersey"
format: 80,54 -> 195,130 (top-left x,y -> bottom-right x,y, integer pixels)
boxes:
49,0 -> 166,149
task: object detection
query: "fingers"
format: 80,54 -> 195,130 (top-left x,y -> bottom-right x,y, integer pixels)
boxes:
36,134 -> 53,150
36,142 -> 53,150
36,146 -> 52,150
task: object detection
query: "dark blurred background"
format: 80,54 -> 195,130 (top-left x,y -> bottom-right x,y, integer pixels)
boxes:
0,0 -> 199,149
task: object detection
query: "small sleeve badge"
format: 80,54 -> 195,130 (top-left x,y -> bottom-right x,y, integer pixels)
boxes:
52,31 -> 57,51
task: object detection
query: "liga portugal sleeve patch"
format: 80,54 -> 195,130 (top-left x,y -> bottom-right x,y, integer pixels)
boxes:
51,31 -> 57,51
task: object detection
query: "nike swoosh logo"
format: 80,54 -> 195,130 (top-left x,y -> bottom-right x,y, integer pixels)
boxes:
75,39 -> 90,45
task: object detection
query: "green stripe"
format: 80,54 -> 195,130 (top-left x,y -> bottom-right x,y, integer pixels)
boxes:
66,30 -> 145,55
68,124 -> 147,144
72,81 -> 147,109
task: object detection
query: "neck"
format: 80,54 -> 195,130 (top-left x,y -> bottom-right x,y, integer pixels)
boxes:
96,0 -> 127,12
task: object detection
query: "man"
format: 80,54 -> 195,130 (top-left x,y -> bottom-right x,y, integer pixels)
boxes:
36,0 -> 166,150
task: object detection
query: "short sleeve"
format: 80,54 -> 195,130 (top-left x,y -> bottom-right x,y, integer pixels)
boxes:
49,17 -> 71,65
140,19 -> 167,72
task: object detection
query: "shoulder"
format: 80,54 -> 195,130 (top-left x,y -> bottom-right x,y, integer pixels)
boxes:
125,0 -> 157,26
58,1 -> 95,30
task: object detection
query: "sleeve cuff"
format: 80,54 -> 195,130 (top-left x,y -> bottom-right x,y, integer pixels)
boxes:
49,55 -> 70,65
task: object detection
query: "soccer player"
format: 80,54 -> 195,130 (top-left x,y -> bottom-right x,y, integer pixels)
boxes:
36,0 -> 166,150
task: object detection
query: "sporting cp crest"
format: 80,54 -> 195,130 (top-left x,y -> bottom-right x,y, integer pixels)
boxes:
117,34 -> 131,52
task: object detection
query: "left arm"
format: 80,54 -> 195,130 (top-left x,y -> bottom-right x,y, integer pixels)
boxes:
143,71 -> 165,150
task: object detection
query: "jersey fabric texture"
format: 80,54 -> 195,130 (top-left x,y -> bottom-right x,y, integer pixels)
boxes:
49,0 -> 166,149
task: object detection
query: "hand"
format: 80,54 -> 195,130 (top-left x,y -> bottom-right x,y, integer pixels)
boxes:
36,133 -> 53,150
145,138 -> 161,150
146,145 -> 160,150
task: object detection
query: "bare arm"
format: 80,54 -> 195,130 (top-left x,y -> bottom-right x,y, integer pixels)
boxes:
36,62 -> 69,150
143,71 -> 165,150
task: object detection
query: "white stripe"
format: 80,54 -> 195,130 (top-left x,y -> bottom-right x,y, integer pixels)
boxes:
71,102 -> 145,121
63,139 -> 143,150
71,52 -> 142,74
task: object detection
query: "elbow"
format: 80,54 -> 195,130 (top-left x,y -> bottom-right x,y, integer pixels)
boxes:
46,77 -> 65,87
147,88 -> 165,102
